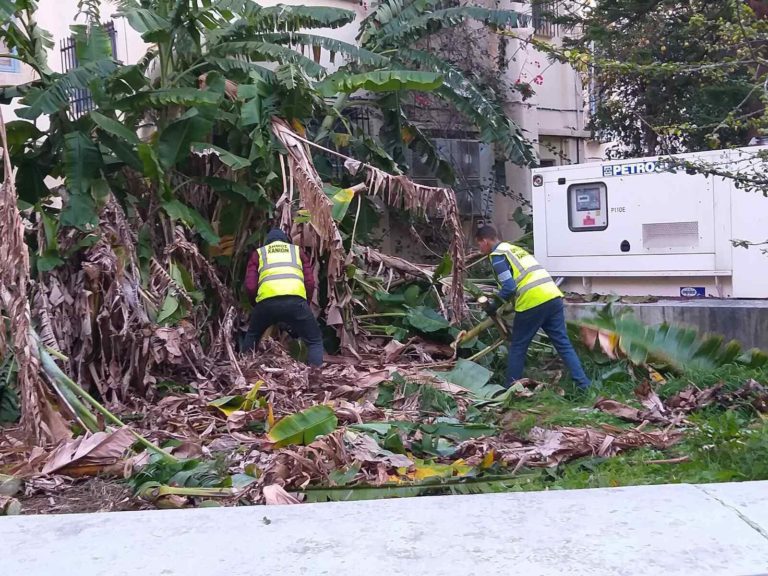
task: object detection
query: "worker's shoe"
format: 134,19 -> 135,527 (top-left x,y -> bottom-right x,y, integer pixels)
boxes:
307,366 -> 324,387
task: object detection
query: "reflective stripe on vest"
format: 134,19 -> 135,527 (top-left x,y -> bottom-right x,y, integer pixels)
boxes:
255,241 -> 307,303
490,242 -> 562,312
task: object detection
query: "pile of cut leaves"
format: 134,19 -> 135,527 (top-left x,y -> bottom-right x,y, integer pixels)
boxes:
3,304 -> 767,512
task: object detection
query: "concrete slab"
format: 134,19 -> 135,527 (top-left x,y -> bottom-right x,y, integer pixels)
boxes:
695,481 -> 768,537
3,482 -> 768,576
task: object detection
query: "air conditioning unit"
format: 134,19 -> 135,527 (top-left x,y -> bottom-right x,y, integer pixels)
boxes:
408,138 -> 494,216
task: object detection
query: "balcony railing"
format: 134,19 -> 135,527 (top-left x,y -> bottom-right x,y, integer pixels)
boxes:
532,1 -> 558,37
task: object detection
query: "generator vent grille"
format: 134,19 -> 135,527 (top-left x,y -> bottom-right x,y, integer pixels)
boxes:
643,221 -> 700,250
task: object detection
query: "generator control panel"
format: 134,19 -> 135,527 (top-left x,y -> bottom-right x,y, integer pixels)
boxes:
568,182 -> 607,231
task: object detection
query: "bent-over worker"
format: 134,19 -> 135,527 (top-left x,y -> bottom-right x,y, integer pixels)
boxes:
243,229 -> 324,366
475,225 -> 590,390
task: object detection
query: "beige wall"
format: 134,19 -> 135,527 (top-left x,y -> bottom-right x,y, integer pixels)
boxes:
483,1 -> 593,241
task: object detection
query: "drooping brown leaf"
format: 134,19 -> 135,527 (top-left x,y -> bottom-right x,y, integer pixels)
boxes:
0,109 -> 60,445
593,398 -> 646,423
263,484 -> 301,505
272,118 -> 345,284
347,161 -> 466,321
41,428 -> 135,476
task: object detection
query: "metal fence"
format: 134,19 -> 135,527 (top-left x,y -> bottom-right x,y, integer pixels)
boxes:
318,106 -> 375,181
533,1 -> 558,37
60,21 -> 117,118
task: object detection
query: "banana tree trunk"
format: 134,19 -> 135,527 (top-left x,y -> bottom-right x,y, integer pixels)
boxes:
458,302 -> 515,345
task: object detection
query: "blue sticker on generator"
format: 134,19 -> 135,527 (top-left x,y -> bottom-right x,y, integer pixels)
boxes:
680,287 -> 705,298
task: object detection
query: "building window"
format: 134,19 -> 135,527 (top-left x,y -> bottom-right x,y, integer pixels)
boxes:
532,1 -> 558,38
60,21 -> 117,118
0,38 -> 20,73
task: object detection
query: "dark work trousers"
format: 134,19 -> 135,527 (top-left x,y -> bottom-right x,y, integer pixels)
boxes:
506,297 -> 591,389
243,296 -> 324,366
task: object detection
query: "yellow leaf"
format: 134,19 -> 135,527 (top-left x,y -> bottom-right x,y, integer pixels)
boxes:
648,368 -> 666,386
267,402 -> 275,430
598,330 -> 620,359
332,187 -> 355,204
413,463 -> 452,480
208,395 -> 245,416
243,380 -> 264,411
332,132 -> 351,148
209,235 -> 235,257
291,118 -> 306,137
450,459 -> 472,476
401,127 -> 415,144
481,450 -> 495,469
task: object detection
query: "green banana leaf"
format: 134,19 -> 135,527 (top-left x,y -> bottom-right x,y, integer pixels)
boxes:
268,405 -> 338,448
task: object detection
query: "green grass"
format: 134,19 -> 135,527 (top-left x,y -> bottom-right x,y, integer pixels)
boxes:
501,358 -> 768,492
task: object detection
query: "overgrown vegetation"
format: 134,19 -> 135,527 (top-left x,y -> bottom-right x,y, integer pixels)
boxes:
1,0 -> 767,514
0,0 -> 533,443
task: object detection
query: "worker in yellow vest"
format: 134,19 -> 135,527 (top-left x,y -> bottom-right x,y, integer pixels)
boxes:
243,229 -> 323,366
475,225 -> 590,390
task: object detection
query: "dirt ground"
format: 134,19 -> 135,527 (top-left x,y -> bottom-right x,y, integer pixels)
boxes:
18,477 -> 142,515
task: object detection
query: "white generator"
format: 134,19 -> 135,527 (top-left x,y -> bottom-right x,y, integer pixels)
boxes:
531,146 -> 768,299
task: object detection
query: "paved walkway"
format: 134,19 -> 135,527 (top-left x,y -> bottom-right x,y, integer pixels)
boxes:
3,481 -> 768,576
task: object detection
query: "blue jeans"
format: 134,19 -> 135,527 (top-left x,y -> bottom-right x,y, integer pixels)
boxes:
505,297 -> 590,389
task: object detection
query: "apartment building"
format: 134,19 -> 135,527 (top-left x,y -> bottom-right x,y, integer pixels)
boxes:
496,0 -> 590,237
1,0 -> 597,244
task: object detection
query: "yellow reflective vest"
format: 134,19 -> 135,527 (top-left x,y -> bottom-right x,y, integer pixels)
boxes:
490,242 -> 562,312
255,241 -> 307,303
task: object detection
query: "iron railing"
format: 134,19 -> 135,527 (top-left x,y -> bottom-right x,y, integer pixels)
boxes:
60,20 -> 117,118
532,1 -> 558,37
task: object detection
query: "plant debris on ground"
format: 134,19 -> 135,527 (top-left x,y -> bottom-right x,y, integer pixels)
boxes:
2,320 -> 767,513
1,0 -> 768,516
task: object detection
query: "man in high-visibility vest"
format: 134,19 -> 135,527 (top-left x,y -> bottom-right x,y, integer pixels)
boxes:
475,225 -> 590,390
243,229 -> 324,366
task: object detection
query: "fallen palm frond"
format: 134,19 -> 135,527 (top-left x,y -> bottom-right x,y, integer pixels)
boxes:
596,379 -> 768,424
455,425 -> 682,469
577,304 -> 768,373
270,119 -> 466,326
30,330 -> 179,465
41,428 -> 135,476
303,473 -> 533,502
346,159 -> 466,321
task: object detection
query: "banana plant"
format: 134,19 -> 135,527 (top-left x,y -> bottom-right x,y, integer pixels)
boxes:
576,304 -> 768,373
299,0 -> 537,178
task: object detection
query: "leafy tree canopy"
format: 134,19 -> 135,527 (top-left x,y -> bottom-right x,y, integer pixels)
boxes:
557,0 -> 768,157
